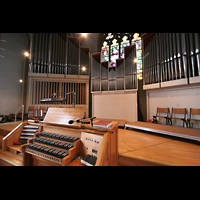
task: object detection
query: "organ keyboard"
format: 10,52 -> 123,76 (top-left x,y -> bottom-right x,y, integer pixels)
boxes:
23,132 -> 80,165
19,108 -> 119,166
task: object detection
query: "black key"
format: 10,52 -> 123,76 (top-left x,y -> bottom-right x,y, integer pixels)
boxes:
68,144 -> 74,149
61,152 -> 68,158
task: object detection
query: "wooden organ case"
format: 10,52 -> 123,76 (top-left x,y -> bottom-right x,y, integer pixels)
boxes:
22,108 -> 118,166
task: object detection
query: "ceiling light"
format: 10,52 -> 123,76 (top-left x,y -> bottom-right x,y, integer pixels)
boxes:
82,33 -> 87,36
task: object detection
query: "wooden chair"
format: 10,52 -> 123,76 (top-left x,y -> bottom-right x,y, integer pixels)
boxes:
168,108 -> 187,127
187,108 -> 200,128
0,115 -> 4,123
27,106 -> 37,119
153,108 -> 170,125
39,106 -> 48,116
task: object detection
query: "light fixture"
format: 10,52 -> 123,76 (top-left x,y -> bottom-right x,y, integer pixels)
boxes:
19,79 -> 23,83
82,66 -> 86,71
24,52 -> 29,57
82,33 -> 87,36
134,58 -> 137,63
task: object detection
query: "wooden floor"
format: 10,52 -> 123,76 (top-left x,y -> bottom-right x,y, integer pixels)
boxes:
1,121 -> 200,166
118,128 -> 200,166
125,121 -> 200,142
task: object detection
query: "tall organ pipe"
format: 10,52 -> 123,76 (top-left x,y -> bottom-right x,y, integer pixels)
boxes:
34,33 -> 38,73
41,33 -> 45,73
194,33 -> 200,76
48,33 -> 52,74
29,33 -> 34,73
38,33 -> 42,73
44,33 -> 48,73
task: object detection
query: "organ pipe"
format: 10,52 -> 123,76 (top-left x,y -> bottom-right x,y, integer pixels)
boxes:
143,33 -> 200,86
29,33 -> 89,76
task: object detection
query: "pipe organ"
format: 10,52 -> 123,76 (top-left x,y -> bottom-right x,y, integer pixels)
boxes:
29,33 -> 90,76
31,81 -> 86,105
27,33 -> 90,115
91,45 -> 137,93
142,33 -> 200,87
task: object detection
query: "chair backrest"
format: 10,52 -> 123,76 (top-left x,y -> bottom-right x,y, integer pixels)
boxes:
157,107 -> 170,117
28,106 -> 37,119
33,109 -> 44,118
29,106 -> 37,111
190,108 -> 200,119
172,108 -> 186,118
39,106 -> 48,110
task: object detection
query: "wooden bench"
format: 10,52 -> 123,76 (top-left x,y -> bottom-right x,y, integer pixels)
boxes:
0,149 -> 22,166
168,108 -> 187,127
187,108 -> 200,128
153,107 -> 170,125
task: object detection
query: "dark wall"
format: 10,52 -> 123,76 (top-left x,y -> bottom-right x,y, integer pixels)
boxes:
0,33 -> 28,115
137,80 -> 147,121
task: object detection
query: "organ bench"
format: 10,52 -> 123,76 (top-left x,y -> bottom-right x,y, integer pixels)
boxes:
3,108 -> 118,166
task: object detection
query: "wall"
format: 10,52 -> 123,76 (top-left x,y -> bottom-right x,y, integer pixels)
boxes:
92,91 -> 138,122
0,33 -> 27,115
147,84 -> 200,128
82,33 -> 99,55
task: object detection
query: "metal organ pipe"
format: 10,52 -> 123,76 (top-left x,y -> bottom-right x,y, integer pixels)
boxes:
165,33 -> 170,81
143,33 -> 200,87
29,33 -> 34,73
41,33 -> 45,73
38,33 -> 42,73
189,33 -> 195,77
181,33 -> 187,79
28,33 -> 89,77
44,33 -> 48,73
194,33 -> 200,76
156,33 -> 160,83
48,33 -> 52,74
172,33 -> 177,79
34,33 -> 38,73
169,33 -> 174,80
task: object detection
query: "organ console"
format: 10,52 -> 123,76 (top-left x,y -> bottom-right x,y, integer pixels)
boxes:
3,108 -> 118,166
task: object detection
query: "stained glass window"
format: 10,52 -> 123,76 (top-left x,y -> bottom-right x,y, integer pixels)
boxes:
132,33 -> 142,80
110,39 -> 119,67
120,36 -> 130,59
101,41 -> 109,62
106,33 -> 114,40
101,33 -> 143,79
